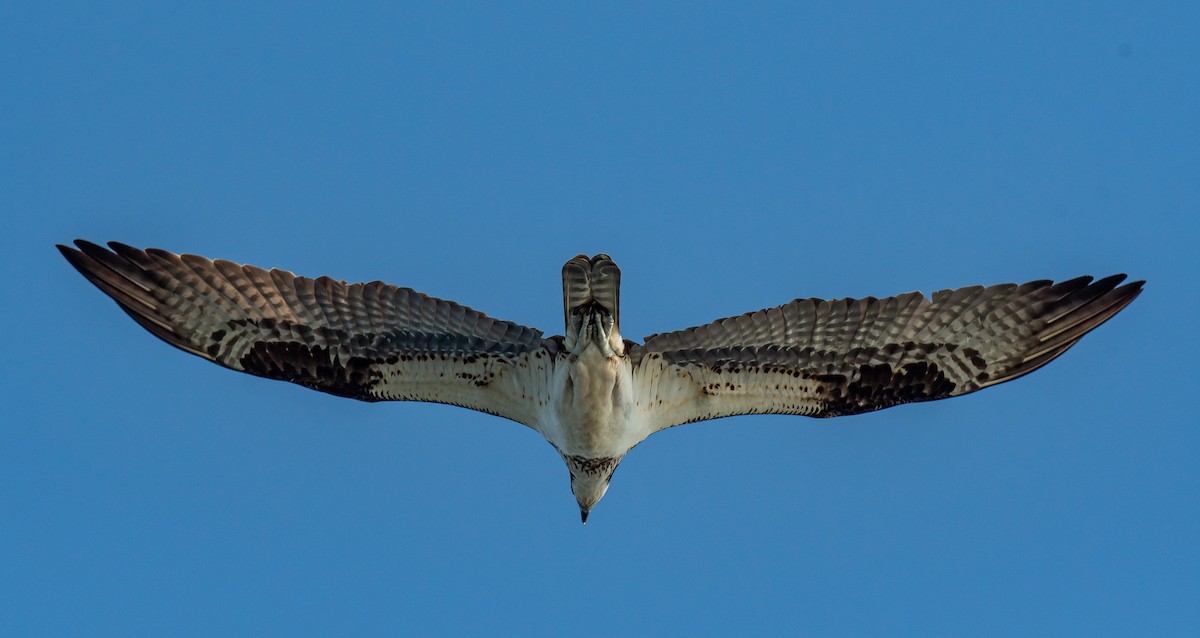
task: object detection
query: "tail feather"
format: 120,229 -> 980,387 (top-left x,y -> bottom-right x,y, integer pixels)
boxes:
562,254 -> 621,328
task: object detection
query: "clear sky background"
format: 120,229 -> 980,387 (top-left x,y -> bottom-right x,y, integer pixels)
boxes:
3,2 -> 1197,636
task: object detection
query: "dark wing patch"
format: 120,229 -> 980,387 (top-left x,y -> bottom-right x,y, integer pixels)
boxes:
809,359 -> 959,417
58,240 -> 554,416
238,339 -> 383,401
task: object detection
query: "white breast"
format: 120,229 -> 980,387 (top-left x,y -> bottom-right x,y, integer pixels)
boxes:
538,346 -> 646,457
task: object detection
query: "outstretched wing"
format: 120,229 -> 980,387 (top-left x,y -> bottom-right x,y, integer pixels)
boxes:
59,241 -> 561,428
634,275 -> 1142,429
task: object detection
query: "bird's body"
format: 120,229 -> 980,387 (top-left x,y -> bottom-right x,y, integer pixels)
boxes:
59,241 -> 1143,521
548,344 -> 638,457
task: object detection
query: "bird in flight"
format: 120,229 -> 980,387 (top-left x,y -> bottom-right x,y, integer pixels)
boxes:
59,241 -> 1142,522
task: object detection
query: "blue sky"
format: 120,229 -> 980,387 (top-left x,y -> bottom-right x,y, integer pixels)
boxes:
3,2 -> 1197,635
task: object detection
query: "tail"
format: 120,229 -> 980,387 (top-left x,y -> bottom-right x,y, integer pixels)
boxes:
562,254 -> 621,347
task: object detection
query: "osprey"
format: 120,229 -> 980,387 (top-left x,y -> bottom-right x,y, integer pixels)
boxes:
59,241 -> 1143,522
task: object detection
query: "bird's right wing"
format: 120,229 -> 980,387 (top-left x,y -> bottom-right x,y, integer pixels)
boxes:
59,241 -> 562,428
633,275 -> 1142,429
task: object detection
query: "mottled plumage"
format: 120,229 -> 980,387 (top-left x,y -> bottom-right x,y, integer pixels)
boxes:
59,241 -> 1143,521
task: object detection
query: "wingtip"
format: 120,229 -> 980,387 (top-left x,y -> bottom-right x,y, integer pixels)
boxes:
73,238 -> 101,250
1121,277 -> 1146,291
73,239 -> 120,263
57,240 -> 95,272
57,238 -> 100,253
1095,274 -> 1144,306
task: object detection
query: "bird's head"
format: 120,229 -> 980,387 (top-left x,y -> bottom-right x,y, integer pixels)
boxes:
564,454 -> 621,524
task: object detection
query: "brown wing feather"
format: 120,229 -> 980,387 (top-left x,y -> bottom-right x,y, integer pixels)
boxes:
639,275 -> 1142,424
59,241 -> 555,419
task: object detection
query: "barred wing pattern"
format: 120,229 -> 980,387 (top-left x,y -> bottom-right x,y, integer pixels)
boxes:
58,241 -> 558,428
636,275 -> 1143,428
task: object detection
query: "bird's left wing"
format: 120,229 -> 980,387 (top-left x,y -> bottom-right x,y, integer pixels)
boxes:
632,275 -> 1142,430
59,241 -> 560,428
